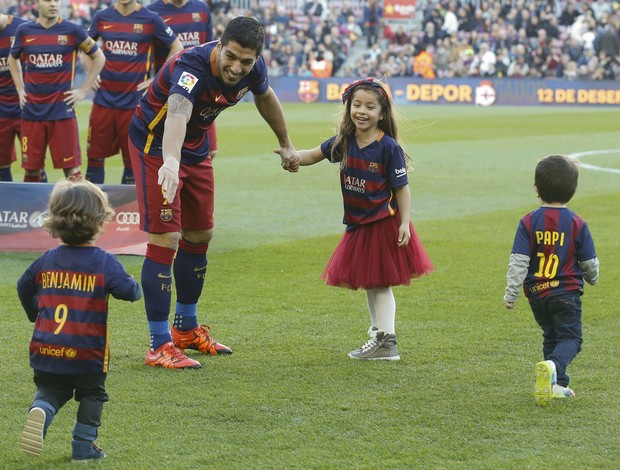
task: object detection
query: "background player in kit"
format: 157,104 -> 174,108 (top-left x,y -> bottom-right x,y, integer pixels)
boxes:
8,0 -> 105,182
128,16 -> 299,369
85,0 -> 182,184
0,12 -> 27,181
147,0 -> 219,158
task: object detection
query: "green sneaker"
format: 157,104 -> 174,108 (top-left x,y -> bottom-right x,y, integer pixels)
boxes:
534,360 -> 556,407
348,332 -> 400,361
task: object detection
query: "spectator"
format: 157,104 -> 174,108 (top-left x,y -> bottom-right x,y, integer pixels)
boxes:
545,44 -> 564,77
304,0 -> 325,21
442,1 -> 459,36
508,44 -> 530,78
421,21 -> 440,48
363,0 -> 382,48
268,58 -> 284,77
562,56 -> 579,79
590,0 -> 612,22
345,14 -> 363,45
470,41 -> 496,77
495,47 -> 511,77
542,14 -> 561,40
559,1 -> 581,27
434,40 -> 451,78
565,36 -> 583,62
595,24 -> 620,61
456,3 -> 474,32
414,45 -> 436,79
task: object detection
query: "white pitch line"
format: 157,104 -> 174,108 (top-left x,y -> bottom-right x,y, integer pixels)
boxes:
568,149 -> 620,174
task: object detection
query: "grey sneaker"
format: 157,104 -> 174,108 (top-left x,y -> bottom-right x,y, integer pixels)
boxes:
367,325 -> 378,338
21,407 -> 46,458
348,332 -> 400,360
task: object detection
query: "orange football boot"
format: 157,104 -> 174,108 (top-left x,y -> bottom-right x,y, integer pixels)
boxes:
171,324 -> 232,355
145,341 -> 201,369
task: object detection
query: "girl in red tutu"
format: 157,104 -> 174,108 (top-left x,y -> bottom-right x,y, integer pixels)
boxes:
295,78 -> 433,360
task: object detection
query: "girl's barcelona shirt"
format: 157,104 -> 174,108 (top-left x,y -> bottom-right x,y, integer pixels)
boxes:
321,131 -> 409,229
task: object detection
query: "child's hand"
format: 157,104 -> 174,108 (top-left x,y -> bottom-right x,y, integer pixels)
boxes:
397,223 -> 410,247
504,300 -> 515,309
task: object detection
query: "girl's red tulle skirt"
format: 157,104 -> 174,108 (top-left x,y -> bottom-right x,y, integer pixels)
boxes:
321,216 -> 433,290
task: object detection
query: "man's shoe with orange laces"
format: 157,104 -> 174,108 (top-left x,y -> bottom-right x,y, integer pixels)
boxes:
145,341 -> 201,369
171,325 -> 233,355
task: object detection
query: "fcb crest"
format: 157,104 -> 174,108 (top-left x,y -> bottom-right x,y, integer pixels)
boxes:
160,208 -> 173,222
368,162 -> 379,173
133,24 -> 143,34
236,86 -> 249,101
192,13 -> 201,22
57,35 -> 68,45
298,80 -> 319,103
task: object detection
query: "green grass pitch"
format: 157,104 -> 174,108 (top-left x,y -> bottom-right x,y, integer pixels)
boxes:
1,102 -> 619,468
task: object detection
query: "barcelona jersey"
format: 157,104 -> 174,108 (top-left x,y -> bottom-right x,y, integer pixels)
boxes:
0,15 -> 27,119
89,4 -> 176,110
9,18 -> 99,121
17,245 -> 142,375
511,206 -> 597,302
320,132 -> 409,229
147,0 -> 213,72
129,41 -> 268,164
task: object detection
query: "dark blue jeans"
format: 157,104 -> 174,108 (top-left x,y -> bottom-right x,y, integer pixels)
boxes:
33,370 -> 109,427
530,293 -> 583,387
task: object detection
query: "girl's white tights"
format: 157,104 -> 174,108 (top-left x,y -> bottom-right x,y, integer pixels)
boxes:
366,287 -> 396,334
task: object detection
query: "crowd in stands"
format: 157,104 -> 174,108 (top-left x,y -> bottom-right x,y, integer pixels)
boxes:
366,0 -> 620,81
250,0 -> 620,81
5,0 -> 620,80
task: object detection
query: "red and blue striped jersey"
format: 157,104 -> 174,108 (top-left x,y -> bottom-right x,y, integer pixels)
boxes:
0,15 -> 27,118
320,132 -> 409,229
17,245 -> 142,375
147,0 -> 213,72
9,18 -> 99,121
511,206 -> 597,302
89,4 -> 177,110
129,41 -> 268,164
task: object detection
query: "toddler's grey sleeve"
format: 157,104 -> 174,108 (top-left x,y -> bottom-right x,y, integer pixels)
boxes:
504,253 -> 530,303
579,257 -> 600,285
